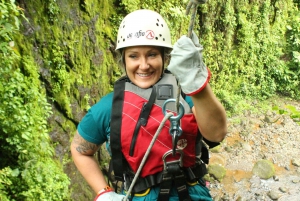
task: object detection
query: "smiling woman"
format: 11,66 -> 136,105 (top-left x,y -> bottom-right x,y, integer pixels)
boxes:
71,9 -> 227,201
124,46 -> 163,88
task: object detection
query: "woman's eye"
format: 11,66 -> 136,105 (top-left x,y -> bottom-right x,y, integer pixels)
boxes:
129,55 -> 137,59
149,53 -> 157,57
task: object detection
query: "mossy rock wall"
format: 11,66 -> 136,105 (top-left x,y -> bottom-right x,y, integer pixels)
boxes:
17,0 -> 121,199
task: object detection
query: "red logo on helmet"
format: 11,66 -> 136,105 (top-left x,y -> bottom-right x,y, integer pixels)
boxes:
146,30 -> 155,39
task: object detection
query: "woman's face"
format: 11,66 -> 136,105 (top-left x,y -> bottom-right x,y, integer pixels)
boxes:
124,46 -> 163,89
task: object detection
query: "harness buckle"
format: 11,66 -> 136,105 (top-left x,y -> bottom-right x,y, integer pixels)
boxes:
160,149 -> 191,201
162,149 -> 183,171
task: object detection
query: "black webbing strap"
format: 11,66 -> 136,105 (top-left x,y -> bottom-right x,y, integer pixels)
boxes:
110,77 -> 127,181
174,172 -> 191,201
129,86 -> 156,156
123,160 -> 207,193
158,163 -> 191,201
157,171 -> 173,201
201,142 -> 209,164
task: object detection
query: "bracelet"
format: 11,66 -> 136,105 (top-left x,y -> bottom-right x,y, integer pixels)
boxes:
97,185 -> 113,195
94,186 -> 113,201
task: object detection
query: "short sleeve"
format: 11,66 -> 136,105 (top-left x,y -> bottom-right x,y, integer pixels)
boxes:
185,95 -> 194,108
77,92 -> 114,145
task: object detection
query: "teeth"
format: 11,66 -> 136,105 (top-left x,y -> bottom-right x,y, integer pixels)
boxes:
138,73 -> 151,77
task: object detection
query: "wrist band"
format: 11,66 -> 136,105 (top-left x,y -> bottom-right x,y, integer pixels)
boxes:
94,186 -> 113,201
97,185 -> 113,195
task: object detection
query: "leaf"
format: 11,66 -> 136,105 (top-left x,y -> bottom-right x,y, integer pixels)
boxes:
11,168 -> 20,177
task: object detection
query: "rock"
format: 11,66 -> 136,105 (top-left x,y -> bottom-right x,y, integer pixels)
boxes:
291,159 -> 300,167
242,142 -> 252,151
221,193 -> 230,200
292,178 -> 300,183
273,175 -> 279,181
252,160 -> 275,179
235,196 -> 243,201
279,186 -> 288,193
210,145 -> 222,153
224,146 -> 232,152
267,190 -> 282,200
207,164 -> 226,182
209,153 -> 226,166
213,195 -> 222,201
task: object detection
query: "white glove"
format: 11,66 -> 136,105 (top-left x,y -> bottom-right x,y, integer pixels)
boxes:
94,191 -> 127,201
167,32 -> 210,95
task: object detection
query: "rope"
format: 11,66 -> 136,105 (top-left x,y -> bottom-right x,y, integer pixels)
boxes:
175,0 -> 206,112
124,112 -> 174,200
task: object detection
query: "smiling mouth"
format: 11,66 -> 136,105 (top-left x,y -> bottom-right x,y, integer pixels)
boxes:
137,72 -> 153,77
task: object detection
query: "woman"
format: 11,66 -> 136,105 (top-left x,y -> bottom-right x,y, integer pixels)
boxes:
71,9 -> 227,201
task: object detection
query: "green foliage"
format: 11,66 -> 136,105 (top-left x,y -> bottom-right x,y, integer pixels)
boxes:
198,0 -> 300,105
0,0 -> 24,53
284,8 -> 300,96
47,0 -> 60,23
47,41 -> 70,94
273,104 -> 300,125
0,1 -> 70,200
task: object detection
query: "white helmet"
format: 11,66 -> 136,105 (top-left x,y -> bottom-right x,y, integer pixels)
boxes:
115,9 -> 172,50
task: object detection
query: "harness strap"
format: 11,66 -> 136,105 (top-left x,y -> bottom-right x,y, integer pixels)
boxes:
174,172 -> 191,201
121,154 -> 208,193
158,163 -> 191,201
111,76 -> 128,181
157,171 -> 173,201
129,86 -> 156,156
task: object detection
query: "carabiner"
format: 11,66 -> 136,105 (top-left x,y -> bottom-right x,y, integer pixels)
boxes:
162,99 -> 185,137
162,99 -> 185,156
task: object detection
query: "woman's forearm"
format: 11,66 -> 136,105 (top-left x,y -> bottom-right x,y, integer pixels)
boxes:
191,84 -> 227,142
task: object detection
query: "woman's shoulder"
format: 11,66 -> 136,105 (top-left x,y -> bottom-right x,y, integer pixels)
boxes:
90,92 -> 114,113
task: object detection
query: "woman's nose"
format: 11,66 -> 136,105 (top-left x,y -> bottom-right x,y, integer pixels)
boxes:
139,58 -> 149,69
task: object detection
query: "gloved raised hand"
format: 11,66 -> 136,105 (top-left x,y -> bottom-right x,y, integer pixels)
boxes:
94,191 -> 127,201
167,32 -> 210,96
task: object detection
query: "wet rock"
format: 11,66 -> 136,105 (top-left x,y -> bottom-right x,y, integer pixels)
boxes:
252,160 -> 275,179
